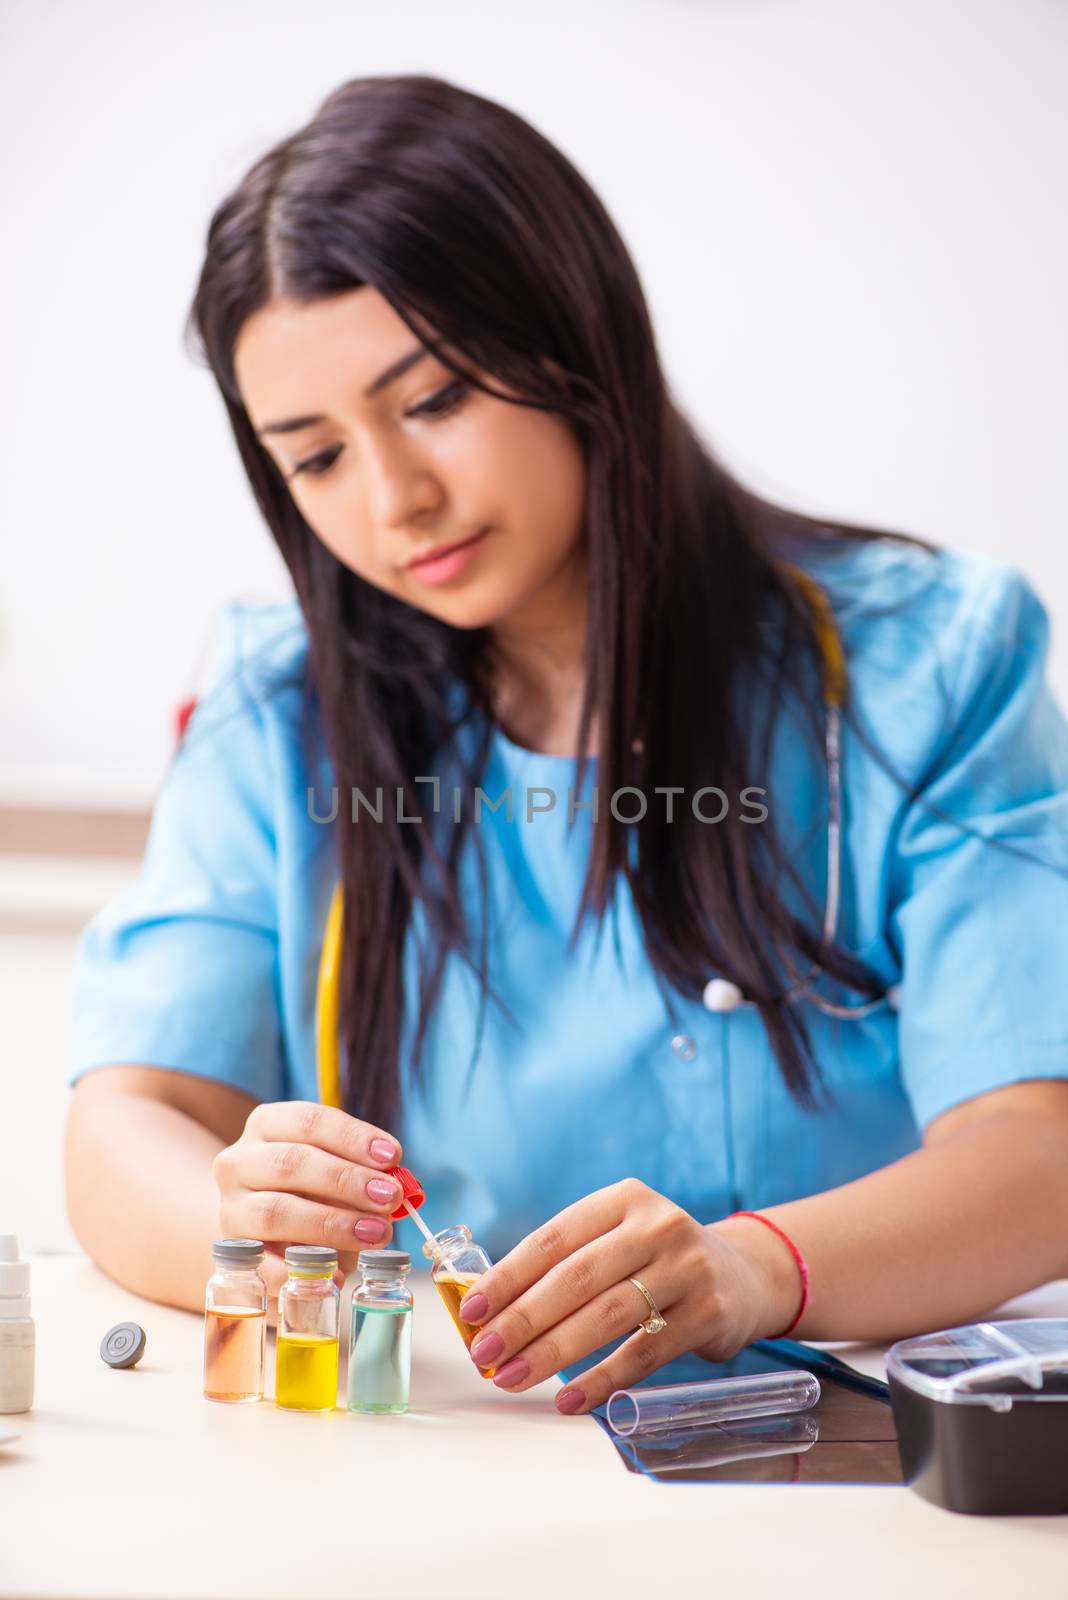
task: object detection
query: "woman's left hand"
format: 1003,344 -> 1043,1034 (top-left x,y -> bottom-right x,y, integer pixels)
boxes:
455,1179 -> 797,1415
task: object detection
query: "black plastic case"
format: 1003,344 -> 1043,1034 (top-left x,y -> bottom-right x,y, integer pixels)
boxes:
886,1318 -> 1068,1515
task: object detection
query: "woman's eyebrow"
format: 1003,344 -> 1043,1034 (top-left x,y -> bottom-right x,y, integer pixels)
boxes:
364,342 -> 431,398
256,413 -> 325,437
255,344 -> 432,436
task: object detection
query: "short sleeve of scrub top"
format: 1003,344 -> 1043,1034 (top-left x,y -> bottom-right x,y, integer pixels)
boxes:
64,602 -> 314,1103
878,561 -> 1068,1125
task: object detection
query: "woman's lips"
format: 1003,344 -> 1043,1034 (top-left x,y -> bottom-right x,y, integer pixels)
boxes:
405,527 -> 490,587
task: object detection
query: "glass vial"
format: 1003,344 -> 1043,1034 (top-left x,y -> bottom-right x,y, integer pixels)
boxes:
0,1235 -> 34,1415
276,1246 -> 340,1412
203,1238 -> 267,1404
422,1224 -> 496,1378
348,1248 -> 413,1414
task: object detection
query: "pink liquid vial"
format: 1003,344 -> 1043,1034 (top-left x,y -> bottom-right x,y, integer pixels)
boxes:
203,1240 -> 267,1403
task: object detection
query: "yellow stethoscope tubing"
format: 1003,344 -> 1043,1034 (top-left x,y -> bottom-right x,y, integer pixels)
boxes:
790,566 -> 845,711
316,882 -> 345,1111
314,567 -> 862,1106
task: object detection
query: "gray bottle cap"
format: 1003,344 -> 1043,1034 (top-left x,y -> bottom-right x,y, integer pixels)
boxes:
100,1322 -> 146,1369
285,1245 -> 338,1270
358,1248 -> 410,1271
212,1238 -> 265,1265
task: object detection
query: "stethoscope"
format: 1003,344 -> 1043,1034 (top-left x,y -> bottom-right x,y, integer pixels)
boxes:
701,567 -> 900,1024
315,565 -> 898,1110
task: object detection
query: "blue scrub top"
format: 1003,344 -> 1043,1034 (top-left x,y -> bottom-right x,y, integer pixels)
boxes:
66,538 -> 1068,1264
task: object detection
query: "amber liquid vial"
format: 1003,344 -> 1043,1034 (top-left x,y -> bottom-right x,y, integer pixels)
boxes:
422,1226 -> 496,1379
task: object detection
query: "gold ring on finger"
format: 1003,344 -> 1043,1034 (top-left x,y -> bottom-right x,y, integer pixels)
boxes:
628,1275 -> 667,1335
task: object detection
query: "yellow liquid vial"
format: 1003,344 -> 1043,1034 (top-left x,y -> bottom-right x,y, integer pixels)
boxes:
275,1333 -> 339,1412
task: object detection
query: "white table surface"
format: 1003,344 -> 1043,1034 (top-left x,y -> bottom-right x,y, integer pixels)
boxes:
2,1257 -> 1067,1600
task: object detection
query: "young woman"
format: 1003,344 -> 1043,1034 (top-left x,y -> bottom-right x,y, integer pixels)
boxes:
65,75 -> 1068,1417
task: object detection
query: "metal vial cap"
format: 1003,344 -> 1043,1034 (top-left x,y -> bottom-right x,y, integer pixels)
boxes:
212,1238 -> 265,1265
358,1249 -> 411,1272
100,1322 -> 146,1369
285,1245 -> 338,1271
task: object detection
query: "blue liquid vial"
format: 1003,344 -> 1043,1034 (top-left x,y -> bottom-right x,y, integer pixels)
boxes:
348,1249 -> 412,1414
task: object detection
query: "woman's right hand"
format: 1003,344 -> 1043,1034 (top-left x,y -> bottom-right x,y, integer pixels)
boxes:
213,1101 -> 405,1309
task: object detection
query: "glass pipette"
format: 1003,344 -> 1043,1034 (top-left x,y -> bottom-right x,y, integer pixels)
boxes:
402,1197 -> 438,1252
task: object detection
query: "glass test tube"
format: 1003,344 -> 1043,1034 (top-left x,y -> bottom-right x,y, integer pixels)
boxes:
605,1368 -> 821,1437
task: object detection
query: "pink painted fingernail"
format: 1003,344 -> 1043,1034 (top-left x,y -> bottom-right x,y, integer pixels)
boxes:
492,1357 -> 531,1388
369,1139 -> 398,1165
470,1331 -> 504,1366
459,1292 -> 488,1323
355,1218 -> 388,1243
556,1387 -> 586,1415
366,1178 -> 398,1204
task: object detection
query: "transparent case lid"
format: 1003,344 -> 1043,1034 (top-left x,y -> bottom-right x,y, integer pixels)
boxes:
887,1318 -> 1068,1409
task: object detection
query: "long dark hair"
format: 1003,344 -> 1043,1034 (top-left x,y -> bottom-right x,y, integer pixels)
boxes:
189,73 -> 922,1129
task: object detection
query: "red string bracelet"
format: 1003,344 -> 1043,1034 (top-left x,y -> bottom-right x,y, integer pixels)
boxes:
726,1211 -> 810,1338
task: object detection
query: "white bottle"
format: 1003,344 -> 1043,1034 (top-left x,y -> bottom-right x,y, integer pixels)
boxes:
0,1235 -> 34,1413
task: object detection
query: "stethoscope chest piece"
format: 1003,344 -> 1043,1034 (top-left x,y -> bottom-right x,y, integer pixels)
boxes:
701,972 -> 901,1020
702,978 -> 745,1014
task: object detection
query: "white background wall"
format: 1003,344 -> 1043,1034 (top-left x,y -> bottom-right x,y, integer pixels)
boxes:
1,0 -> 1066,807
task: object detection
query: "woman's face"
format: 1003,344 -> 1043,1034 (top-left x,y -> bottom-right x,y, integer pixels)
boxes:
234,287 -> 587,634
